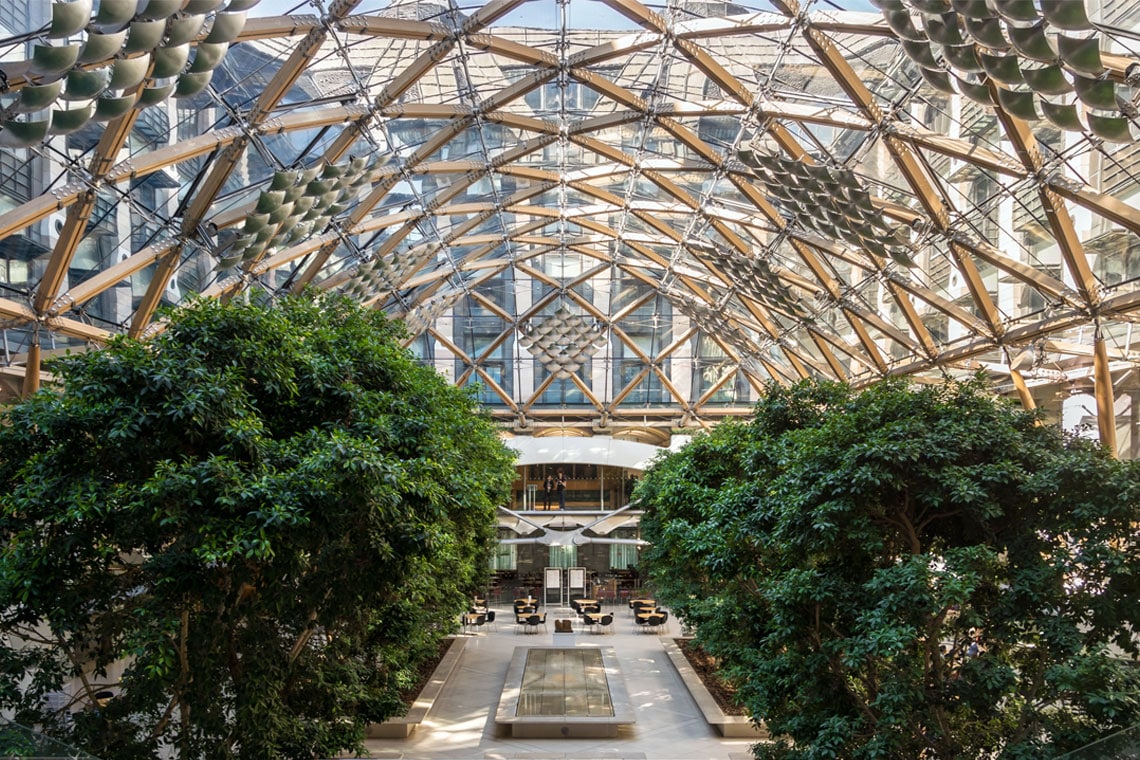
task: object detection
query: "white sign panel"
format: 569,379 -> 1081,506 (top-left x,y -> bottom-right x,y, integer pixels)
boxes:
569,568 -> 586,589
545,568 -> 562,589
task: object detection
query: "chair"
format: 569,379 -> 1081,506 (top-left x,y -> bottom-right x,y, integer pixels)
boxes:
596,613 -> 613,635
525,613 -> 545,635
459,612 -> 482,635
468,613 -> 487,635
634,614 -> 651,633
515,614 -> 529,634
644,613 -> 665,634
485,609 -> 497,631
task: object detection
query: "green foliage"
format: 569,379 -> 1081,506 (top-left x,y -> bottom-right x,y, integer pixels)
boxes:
0,293 -> 516,759
638,376 -> 1140,759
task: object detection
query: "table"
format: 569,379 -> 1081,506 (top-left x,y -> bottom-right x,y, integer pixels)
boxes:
581,611 -> 611,634
517,611 -> 547,634
635,609 -> 668,634
462,612 -> 488,634
573,598 -> 600,614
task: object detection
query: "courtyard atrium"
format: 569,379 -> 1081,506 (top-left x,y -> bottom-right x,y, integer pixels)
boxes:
3,0 -> 1140,756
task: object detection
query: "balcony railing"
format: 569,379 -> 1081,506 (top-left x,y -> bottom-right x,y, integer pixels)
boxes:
0,718 -> 101,760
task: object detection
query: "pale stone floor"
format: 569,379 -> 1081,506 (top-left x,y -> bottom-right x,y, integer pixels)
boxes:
346,602 -> 760,760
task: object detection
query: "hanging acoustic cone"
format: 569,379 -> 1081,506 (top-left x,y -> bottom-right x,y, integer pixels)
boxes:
0,117 -> 52,148
31,43 -> 81,76
1022,64 -> 1073,96
1087,113 -> 1135,143
991,0 -> 1039,24
204,12 -> 248,44
93,93 -> 137,121
174,71 -> 213,98
965,16 -> 1009,51
123,19 -> 168,54
1040,0 -> 1092,31
139,0 -> 185,20
49,0 -> 93,38
14,81 -> 64,113
980,52 -> 1026,84
50,104 -> 94,134
189,43 -> 230,73
93,0 -> 136,29
80,29 -> 128,63
63,69 -> 110,100
167,14 -> 208,46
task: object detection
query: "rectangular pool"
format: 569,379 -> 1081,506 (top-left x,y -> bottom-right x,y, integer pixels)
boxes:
517,648 -> 614,717
496,646 -> 635,738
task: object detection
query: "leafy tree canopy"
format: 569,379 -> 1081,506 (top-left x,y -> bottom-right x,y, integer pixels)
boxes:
0,293 -> 517,759
637,377 -> 1140,759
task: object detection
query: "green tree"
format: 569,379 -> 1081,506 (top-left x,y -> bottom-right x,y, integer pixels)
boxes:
638,377 -> 1140,759
0,293 -> 516,759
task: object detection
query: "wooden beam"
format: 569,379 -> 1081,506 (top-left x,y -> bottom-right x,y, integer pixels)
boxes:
1008,368 -> 1037,412
1093,334 -> 1118,457
990,87 -> 1099,307
128,249 -> 182,339
22,337 -> 40,399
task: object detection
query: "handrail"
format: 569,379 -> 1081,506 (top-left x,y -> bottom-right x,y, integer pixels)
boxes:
1055,722 -> 1140,759
0,718 -> 102,759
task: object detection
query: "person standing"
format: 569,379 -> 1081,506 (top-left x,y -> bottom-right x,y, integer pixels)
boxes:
557,469 -> 567,509
543,474 -> 555,509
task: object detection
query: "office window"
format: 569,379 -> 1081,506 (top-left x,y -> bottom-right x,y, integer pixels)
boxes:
609,543 -> 639,570
548,546 -> 577,568
490,542 -> 517,571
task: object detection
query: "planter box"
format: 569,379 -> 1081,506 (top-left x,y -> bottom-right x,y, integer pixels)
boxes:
367,636 -> 467,739
551,631 -> 576,646
661,638 -> 768,739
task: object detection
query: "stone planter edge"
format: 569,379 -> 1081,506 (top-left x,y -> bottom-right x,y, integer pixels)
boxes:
660,636 -> 769,739
366,635 -> 467,739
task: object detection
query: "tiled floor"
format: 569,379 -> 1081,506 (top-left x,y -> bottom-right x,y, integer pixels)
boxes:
349,603 -> 760,759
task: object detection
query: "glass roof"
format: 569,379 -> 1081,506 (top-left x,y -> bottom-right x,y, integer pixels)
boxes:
1,0 -> 1140,438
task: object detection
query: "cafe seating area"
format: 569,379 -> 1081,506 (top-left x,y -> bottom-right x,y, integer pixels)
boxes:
489,569 -> 651,608
629,597 -> 669,634
457,592 -> 666,638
